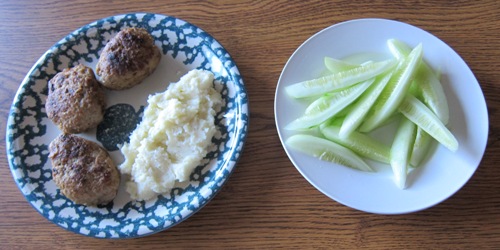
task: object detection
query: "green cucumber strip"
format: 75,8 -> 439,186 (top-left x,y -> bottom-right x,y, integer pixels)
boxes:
317,105 -> 353,127
387,38 -> 409,60
399,95 -> 458,152
324,57 -> 360,74
321,125 -> 391,164
333,103 -> 354,118
285,79 -> 374,130
285,59 -> 396,98
388,39 -> 449,124
390,117 -> 417,189
359,43 -> 423,132
414,65 -> 450,124
339,72 -> 393,138
410,127 -> 434,168
286,134 -> 374,172
304,81 -> 367,116
320,116 -> 345,130
408,80 -> 420,96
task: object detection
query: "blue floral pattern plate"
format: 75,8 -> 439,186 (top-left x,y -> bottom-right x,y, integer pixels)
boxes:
6,13 -> 248,238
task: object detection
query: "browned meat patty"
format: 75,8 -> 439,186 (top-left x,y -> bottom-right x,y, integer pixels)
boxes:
96,27 -> 161,90
49,134 -> 120,206
45,64 -> 106,134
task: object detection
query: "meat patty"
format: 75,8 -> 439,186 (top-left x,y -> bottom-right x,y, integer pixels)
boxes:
49,134 -> 120,206
45,64 -> 106,134
96,27 -> 161,90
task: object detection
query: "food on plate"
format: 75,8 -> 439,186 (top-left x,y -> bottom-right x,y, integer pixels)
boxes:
389,117 -> 417,189
284,39 -> 457,189
285,78 -> 374,131
359,44 -> 423,132
285,59 -> 396,99
45,64 -> 106,134
96,27 -> 161,90
49,134 -> 120,206
286,134 -> 374,172
120,69 -> 222,201
320,124 -> 391,164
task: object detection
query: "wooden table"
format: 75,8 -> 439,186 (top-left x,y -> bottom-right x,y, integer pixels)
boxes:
1,0 -> 499,248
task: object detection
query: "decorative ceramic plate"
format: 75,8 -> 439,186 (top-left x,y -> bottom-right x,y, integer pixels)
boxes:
6,13 -> 248,238
275,18 -> 488,214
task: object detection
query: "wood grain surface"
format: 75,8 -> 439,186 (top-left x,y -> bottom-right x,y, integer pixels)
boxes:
1,0 -> 499,249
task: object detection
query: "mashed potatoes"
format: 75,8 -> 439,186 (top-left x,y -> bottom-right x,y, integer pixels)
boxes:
119,69 -> 222,201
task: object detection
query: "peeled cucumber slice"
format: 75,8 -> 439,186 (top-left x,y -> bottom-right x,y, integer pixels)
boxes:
399,95 -> 458,152
303,79 -> 373,115
414,65 -> 450,124
410,127 -> 434,167
387,39 -> 408,60
321,125 -> 391,164
286,134 -> 374,172
360,44 -> 423,132
285,59 -> 396,98
390,117 -> 417,189
324,57 -> 360,74
339,72 -> 393,138
285,79 -> 374,130
316,104 -> 354,124
388,39 -> 449,124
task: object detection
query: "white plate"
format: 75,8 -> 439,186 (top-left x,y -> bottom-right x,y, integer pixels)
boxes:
275,18 -> 488,214
6,13 -> 248,238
